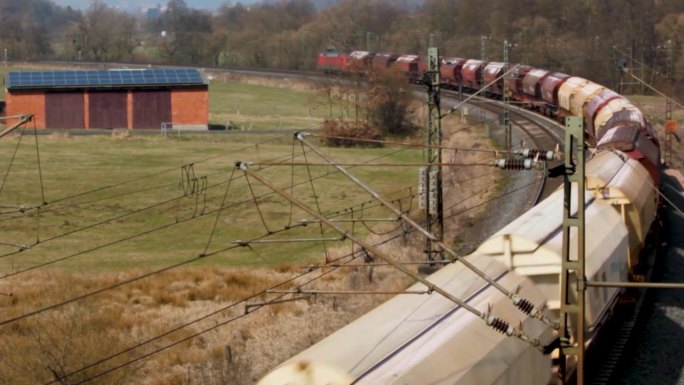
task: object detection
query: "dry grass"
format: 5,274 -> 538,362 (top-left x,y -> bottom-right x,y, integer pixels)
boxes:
0,71 -> 503,384
0,116 -> 499,385
0,245 -> 416,385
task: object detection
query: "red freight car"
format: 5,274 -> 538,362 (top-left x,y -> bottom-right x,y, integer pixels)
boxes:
372,52 -> 399,70
483,62 -> 506,96
461,59 -> 487,90
440,58 -> 467,89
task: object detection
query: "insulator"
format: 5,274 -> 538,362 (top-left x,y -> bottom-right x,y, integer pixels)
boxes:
515,298 -> 535,314
418,167 -> 427,210
428,170 -> 439,215
493,158 -> 534,170
487,316 -> 512,336
518,148 -> 561,161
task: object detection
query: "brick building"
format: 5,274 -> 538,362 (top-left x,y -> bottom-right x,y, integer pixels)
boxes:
4,68 -> 208,129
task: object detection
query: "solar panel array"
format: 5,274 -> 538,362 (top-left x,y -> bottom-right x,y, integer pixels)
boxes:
6,68 -> 205,90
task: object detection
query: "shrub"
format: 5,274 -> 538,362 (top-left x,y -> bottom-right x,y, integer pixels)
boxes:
320,119 -> 384,148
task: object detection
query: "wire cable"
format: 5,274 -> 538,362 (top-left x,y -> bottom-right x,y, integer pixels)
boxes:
300,140 -> 331,261
31,122 -> 47,205
0,128 -> 25,198
202,168 -> 236,256
45,164 -> 536,384
0,137 -> 286,222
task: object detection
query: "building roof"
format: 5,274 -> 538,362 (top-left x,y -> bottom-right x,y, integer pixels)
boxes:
5,68 -> 206,91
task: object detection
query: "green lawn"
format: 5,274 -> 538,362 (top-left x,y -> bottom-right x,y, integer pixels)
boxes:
0,133 -> 421,273
0,66 -> 423,273
209,80 -> 330,130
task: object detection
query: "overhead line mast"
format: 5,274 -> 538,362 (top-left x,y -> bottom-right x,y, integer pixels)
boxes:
421,45 -> 445,269
558,117 -> 587,385
665,39 -> 674,165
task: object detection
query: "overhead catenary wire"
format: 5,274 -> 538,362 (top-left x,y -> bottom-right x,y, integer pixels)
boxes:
31,120 -> 47,205
201,167 -> 237,256
237,160 -> 543,348
46,158 -> 542,385
0,217 -> 310,327
308,133 -> 513,154
251,161 -> 494,167
296,133 -> 557,328
0,141 -> 409,228
300,139 -> 332,262
0,145 -> 337,260
442,64 -> 521,118
8,127 -> 528,380
0,127 -> 26,198
45,236 -> 370,385
0,144 -> 420,324
0,136 -> 287,221
267,289 -> 431,295
0,144 -> 413,271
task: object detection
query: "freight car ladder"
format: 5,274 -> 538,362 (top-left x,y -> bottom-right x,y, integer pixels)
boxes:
559,116 -> 587,385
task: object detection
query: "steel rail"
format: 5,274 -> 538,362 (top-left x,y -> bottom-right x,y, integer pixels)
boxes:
459,94 -> 561,204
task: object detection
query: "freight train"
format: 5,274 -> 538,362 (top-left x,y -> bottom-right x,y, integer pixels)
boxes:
257,49 -> 661,384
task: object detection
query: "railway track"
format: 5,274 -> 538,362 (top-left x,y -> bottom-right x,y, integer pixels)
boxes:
17,62 -> 667,384
440,89 -> 564,204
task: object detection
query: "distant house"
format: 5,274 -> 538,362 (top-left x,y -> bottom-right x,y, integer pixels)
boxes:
4,68 -> 208,130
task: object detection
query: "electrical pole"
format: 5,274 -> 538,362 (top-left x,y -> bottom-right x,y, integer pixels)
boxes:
480,35 -> 490,61
420,46 -> 444,271
480,35 -> 490,124
558,116 -> 586,385
665,39 -> 674,165
503,40 -> 512,151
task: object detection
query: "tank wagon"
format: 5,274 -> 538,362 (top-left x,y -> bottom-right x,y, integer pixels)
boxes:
287,50 -> 663,384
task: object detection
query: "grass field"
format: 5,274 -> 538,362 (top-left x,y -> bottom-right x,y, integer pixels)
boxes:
0,65 -> 502,385
0,65 -> 423,273
0,132 -> 422,273
209,78 -> 330,130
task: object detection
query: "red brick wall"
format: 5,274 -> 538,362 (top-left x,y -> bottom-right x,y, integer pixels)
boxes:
6,87 -> 208,129
171,89 -> 208,125
84,91 -> 90,129
5,92 -> 46,128
127,90 -> 133,129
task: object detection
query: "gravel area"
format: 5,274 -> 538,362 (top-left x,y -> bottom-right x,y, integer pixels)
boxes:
612,170 -> 684,385
450,105 -> 543,253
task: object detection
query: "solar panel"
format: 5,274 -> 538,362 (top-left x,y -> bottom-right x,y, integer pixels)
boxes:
5,68 -> 206,90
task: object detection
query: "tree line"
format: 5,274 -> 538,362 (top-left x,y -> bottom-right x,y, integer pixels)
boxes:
0,0 -> 682,95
